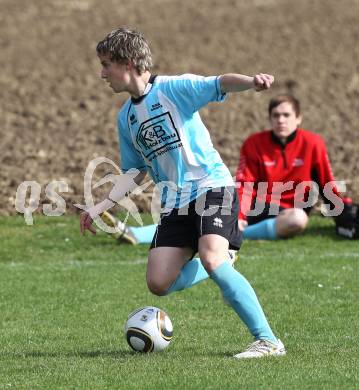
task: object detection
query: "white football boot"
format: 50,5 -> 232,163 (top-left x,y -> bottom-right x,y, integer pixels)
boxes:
100,211 -> 138,245
227,249 -> 238,266
234,339 -> 286,359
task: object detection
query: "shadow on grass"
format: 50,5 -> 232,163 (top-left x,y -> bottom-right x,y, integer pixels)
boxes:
1,349 -> 136,359
171,347 -> 233,358
303,226 -> 355,242
303,223 -> 352,241
300,214 -> 357,241
1,348 -> 232,359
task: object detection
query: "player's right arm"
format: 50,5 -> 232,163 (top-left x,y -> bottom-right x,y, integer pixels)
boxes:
80,170 -> 147,235
81,106 -> 148,235
219,73 -> 274,93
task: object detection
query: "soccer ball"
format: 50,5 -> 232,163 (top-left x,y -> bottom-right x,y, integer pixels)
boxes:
124,306 -> 173,352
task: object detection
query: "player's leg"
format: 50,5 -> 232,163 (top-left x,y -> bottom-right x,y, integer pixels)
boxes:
101,211 -> 158,245
197,187 -> 285,358
243,205 -> 308,240
100,211 -> 139,244
146,209 -> 211,296
242,218 -> 277,240
146,246 -> 193,295
163,250 -> 237,296
275,208 -> 308,237
199,234 -> 277,344
147,247 -> 231,296
130,224 -> 157,244
242,202 -> 278,240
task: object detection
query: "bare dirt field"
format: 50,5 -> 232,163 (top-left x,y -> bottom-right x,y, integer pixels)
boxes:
1,0 -> 358,216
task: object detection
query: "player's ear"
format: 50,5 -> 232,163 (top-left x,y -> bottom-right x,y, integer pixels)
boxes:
296,114 -> 302,126
126,60 -> 135,71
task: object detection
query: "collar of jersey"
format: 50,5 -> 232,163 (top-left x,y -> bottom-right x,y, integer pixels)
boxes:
131,74 -> 157,104
271,129 -> 298,148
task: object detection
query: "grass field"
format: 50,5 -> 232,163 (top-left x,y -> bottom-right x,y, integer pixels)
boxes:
0,214 -> 358,389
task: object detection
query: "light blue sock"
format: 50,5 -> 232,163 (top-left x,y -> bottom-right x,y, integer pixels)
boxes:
130,224 -> 158,244
165,258 -> 209,294
243,218 -> 277,240
211,261 -> 277,343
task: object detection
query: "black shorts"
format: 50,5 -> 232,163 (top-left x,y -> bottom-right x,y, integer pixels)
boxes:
246,202 -> 284,225
150,186 -> 242,252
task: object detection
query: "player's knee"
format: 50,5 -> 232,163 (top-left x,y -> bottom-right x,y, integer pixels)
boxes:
198,249 -> 224,273
279,208 -> 308,237
290,209 -> 308,232
146,270 -> 169,296
146,277 -> 169,296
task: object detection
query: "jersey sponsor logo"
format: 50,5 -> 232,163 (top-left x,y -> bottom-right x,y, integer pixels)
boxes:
292,158 -> 304,167
136,112 -> 182,159
150,102 -> 163,111
264,160 -> 276,167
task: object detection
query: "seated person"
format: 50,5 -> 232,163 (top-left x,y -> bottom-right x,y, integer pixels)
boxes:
236,93 -> 350,239
101,94 -> 350,243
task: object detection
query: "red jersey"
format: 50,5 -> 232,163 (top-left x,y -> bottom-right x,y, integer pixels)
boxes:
236,128 -> 342,220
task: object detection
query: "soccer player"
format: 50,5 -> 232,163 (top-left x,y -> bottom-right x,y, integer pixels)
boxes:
80,27 -> 285,359
104,94 -> 349,242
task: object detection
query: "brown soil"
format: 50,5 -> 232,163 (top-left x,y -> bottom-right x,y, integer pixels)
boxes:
1,0 -> 358,216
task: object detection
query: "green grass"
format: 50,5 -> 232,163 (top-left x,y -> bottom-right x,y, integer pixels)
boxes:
0,214 -> 358,389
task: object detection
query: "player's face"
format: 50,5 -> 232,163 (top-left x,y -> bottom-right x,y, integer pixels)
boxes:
98,54 -> 131,93
270,102 -> 302,142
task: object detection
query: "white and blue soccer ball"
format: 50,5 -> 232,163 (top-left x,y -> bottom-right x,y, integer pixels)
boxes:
124,306 -> 173,352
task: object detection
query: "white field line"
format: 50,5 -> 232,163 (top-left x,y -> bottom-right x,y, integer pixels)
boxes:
244,252 -> 359,261
1,252 -> 358,270
0,258 -> 148,270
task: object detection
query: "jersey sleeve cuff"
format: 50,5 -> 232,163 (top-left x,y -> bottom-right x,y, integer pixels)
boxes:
215,76 -> 227,102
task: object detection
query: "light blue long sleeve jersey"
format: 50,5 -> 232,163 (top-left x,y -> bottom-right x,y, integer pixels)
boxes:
118,74 -> 234,209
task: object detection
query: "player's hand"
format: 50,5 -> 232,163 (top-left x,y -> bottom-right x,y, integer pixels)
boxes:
253,73 -> 274,91
80,211 -> 97,235
238,219 -> 248,231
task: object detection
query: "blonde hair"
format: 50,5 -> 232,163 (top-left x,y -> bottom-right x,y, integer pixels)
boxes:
96,27 -> 153,74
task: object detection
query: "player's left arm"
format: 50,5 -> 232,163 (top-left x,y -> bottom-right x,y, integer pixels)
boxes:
219,73 -> 274,93
311,137 -> 347,214
313,137 -> 339,192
